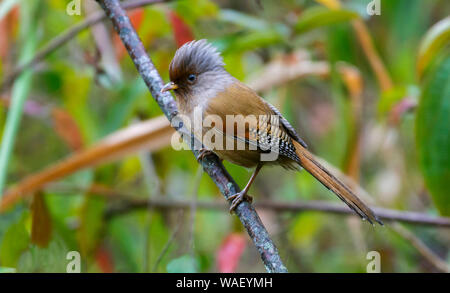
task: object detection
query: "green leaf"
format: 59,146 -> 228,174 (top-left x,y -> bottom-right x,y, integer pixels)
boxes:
219,9 -> 289,35
377,86 -> 407,117
173,0 -> 218,25
295,6 -> 359,34
62,68 -> 96,143
101,78 -> 146,136
17,239 -> 69,272
218,30 -> 285,54
288,213 -> 323,248
166,254 -> 199,273
417,17 -> 450,78
220,9 -> 270,30
77,195 -> 105,256
416,53 -> 450,216
107,215 -> 146,272
0,212 -> 30,267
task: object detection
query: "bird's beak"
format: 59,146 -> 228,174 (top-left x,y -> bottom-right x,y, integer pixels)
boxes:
160,81 -> 178,93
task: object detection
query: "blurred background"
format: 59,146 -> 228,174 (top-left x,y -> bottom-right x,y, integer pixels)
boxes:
0,0 -> 449,273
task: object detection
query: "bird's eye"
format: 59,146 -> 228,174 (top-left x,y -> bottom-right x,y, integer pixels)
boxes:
187,74 -> 196,83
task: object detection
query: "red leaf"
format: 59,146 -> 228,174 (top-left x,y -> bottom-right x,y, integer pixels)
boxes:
217,233 -> 246,273
129,8 -> 145,29
114,8 -> 145,60
51,108 -> 84,151
168,10 -> 194,48
0,5 -> 19,59
95,245 -> 114,273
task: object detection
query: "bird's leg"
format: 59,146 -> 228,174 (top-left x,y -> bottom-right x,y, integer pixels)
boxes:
228,163 -> 263,213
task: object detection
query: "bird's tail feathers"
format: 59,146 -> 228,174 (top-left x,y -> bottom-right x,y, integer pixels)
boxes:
293,140 -> 383,225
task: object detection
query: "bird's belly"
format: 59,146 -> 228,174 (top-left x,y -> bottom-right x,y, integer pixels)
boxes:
214,149 -> 260,168
201,129 -> 260,168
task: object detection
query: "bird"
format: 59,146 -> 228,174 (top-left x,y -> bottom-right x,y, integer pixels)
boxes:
161,39 -> 382,225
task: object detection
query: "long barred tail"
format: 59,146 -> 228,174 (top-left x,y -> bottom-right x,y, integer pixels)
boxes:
293,140 -> 383,225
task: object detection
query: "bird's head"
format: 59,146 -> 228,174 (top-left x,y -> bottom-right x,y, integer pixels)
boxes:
161,40 -> 228,98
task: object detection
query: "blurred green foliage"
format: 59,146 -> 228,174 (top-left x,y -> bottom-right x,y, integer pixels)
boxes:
416,53 -> 450,216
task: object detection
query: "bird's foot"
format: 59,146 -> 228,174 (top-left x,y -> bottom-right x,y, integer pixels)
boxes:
196,148 -> 213,163
228,191 -> 253,213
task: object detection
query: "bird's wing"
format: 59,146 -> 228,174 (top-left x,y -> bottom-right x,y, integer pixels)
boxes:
265,102 -> 308,148
204,82 -> 301,161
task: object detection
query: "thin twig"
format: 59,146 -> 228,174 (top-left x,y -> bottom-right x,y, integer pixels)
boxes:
152,210 -> 185,272
0,0 -> 166,93
102,196 -> 450,228
96,0 -> 288,273
390,223 -> 450,273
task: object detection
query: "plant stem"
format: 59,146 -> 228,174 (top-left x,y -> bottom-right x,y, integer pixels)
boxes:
0,1 -> 38,194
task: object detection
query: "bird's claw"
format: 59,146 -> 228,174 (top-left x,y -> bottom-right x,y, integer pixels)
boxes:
228,191 -> 253,213
196,148 -> 213,163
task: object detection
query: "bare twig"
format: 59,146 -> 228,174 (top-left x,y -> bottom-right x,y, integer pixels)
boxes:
0,0 -> 167,93
103,196 -> 450,228
96,0 -> 288,273
390,223 -> 450,273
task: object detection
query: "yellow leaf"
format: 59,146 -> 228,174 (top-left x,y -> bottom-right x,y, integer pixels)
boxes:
315,0 -> 341,10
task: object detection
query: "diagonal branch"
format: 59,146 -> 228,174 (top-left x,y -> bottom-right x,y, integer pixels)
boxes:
95,0 -> 288,273
390,223 -> 449,273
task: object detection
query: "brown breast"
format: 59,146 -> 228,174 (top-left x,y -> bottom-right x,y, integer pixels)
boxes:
202,81 -> 301,169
